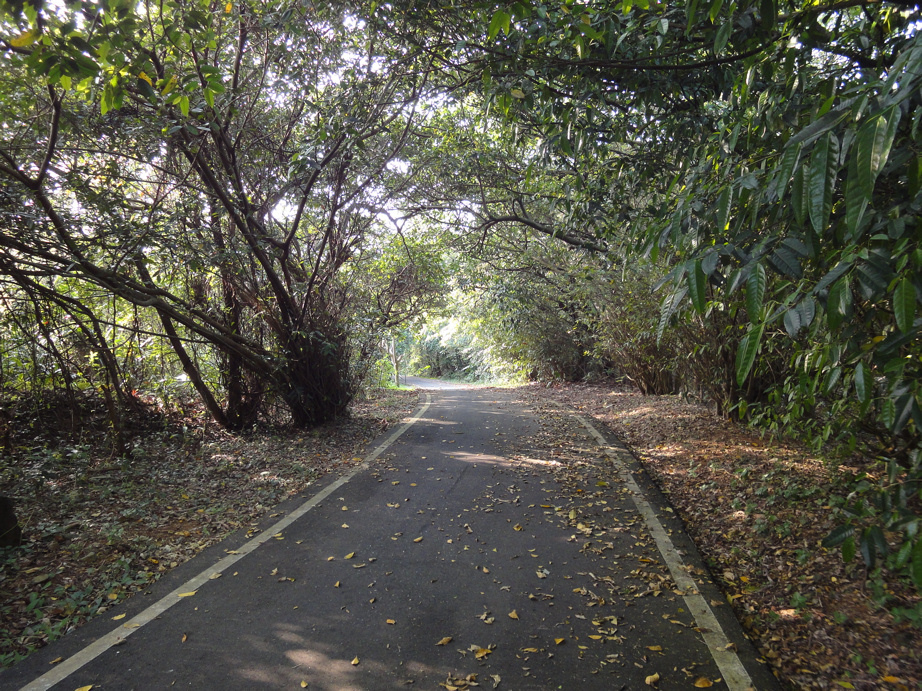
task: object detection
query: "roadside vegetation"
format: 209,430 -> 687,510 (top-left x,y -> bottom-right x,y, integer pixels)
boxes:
0,0 -> 920,687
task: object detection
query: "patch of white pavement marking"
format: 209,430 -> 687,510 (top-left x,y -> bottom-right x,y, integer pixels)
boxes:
574,413 -> 756,691
18,394 -> 432,691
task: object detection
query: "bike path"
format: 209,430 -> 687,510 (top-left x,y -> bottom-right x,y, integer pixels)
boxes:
4,384 -> 779,690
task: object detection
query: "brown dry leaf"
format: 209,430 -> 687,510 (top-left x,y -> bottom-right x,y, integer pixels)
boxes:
181,633 -> 187,643
645,673 -> 660,686
507,610 -> 519,620
473,646 -> 492,659
536,571 -> 547,579
513,524 -> 524,531
49,657 -> 63,665
647,645 -> 663,651
490,674 -> 501,688
694,678 -> 714,688
436,636 -> 453,646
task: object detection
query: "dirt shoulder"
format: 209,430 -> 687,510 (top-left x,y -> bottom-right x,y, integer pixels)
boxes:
0,388 -> 418,667
521,381 -> 921,690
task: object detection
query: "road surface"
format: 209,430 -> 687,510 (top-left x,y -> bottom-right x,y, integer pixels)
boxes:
4,384 -> 778,690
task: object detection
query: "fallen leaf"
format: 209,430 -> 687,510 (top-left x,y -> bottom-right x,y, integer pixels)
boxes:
436,636 -> 453,646
554,638 -> 565,645
351,656 -> 359,666
473,646 -> 492,659
536,570 -> 547,579
647,645 -> 662,651
522,647 -> 539,653
49,657 -> 63,664
513,524 -> 524,531
334,581 -> 341,588
177,591 -> 197,598
209,573 -> 222,580
490,673 -> 501,688
413,537 -> 423,543
301,682 -> 309,688
645,673 -> 660,686
342,506 -> 349,511
111,613 -> 126,621
75,686 -> 93,691
345,552 -> 355,559
386,619 -> 396,625
342,523 -> 349,528
508,610 -> 519,620
694,678 -> 713,688
181,633 -> 187,643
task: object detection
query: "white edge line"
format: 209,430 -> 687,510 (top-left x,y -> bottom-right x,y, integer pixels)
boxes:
19,393 -> 432,691
573,414 -> 755,691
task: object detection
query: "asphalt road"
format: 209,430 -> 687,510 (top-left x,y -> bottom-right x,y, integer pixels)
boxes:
4,385 -> 779,690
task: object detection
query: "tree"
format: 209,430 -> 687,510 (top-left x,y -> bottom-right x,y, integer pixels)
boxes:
0,0 -> 445,428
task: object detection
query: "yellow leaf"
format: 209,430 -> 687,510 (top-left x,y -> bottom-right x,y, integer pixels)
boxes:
49,657 -> 63,664
209,572 -> 222,580
513,524 -> 524,531
645,673 -> 660,686
351,656 -> 359,666
334,581 -> 341,588
327,556 -> 334,561
413,537 -> 423,543
341,506 -> 348,511
111,613 -> 126,621
10,29 -> 39,47
386,619 -> 396,625
181,633 -> 187,643
342,523 -> 349,528
694,678 -> 714,688
834,683 -> 855,689
138,72 -> 153,86
345,552 -> 355,559
177,591 -> 196,598
554,638 -> 565,645
647,645 -> 662,651
474,647 -> 491,659
301,682 -> 309,688
482,566 -> 490,573
881,677 -> 902,683
522,647 -> 539,653
225,2 -> 232,12
588,635 -> 603,640
508,610 -> 519,620
510,88 -> 526,99
75,686 -> 94,691
107,593 -> 118,601
436,636 -> 453,646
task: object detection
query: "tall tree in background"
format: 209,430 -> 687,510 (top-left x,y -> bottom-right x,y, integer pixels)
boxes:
0,0 -> 443,427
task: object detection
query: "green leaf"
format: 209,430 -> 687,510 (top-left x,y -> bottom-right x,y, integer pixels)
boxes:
911,538 -> 922,589
796,296 -> 816,329
842,535 -> 856,563
179,95 -> 190,117
685,0 -> 700,34
854,361 -> 870,404
893,277 -> 916,334
488,10 -> 510,40
708,0 -> 724,22
735,322 -> 764,386
808,132 -> 840,235
688,260 -> 707,314
715,185 -> 732,232
772,141 -> 802,201
745,263 -> 765,322
714,20 -> 732,54
822,524 -> 854,548
791,165 -> 808,228
783,306 -> 802,337
826,276 -> 851,330
856,105 -> 902,202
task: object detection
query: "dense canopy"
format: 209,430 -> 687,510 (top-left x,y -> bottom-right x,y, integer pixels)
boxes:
1,0 -> 920,589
